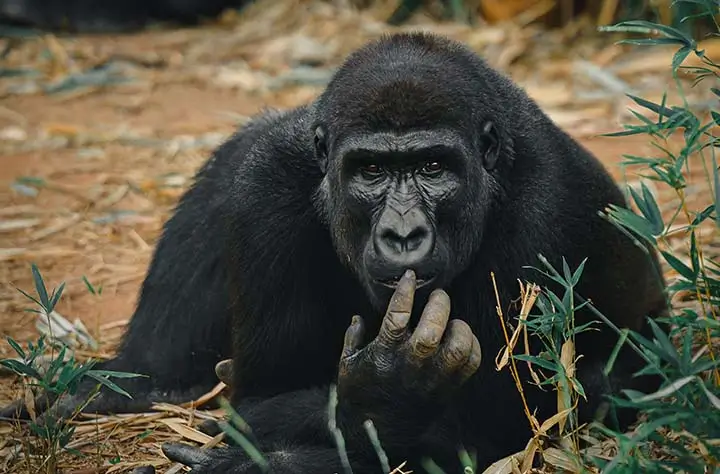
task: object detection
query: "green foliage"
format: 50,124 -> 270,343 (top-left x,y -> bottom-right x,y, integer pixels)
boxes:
495,2 -> 720,472
529,1 -> 720,472
1,263 -> 144,473
615,0 -> 720,38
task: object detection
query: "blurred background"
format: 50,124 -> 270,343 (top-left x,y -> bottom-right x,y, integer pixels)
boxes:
0,1 -> 717,473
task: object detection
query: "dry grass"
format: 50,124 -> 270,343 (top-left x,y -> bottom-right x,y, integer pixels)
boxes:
0,0 -> 718,472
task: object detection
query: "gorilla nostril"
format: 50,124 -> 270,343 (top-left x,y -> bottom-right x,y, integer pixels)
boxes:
378,225 -> 431,255
405,226 -> 428,251
374,206 -> 434,259
379,228 -> 403,253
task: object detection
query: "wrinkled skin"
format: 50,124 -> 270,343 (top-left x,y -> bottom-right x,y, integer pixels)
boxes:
337,271 -> 482,447
2,33 -> 668,473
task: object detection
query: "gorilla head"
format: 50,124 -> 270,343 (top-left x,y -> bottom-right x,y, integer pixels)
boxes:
311,33 -> 512,310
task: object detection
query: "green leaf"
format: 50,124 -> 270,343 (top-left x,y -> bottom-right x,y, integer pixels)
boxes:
649,319 -> 681,366
88,369 -> 147,379
6,337 -> 26,359
626,94 -> 678,118
697,380 -> 720,409
53,364 -> 75,394
627,184 -> 664,235
641,183 -> 664,232
49,282 -> 65,311
602,126 -> 650,137
605,204 -> 658,244
82,275 -> 97,295
30,263 -> 50,310
713,153 -> 720,229
661,251 -> 696,281
604,329 -> 630,377
619,37 -> 692,47
632,375 -> 696,402
570,258 -> 588,286
689,232 -> 700,276
691,205 -> 716,227
85,372 -> 133,399
47,345 -> 68,375
512,354 -> 559,372
672,46 -> 693,72
561,258 -> 573,286
711,111 -> 720,127
0,359 -> 42,379
688,354 -> 720,375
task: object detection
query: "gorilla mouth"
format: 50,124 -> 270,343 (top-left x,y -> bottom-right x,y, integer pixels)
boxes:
377,276 -> 434,289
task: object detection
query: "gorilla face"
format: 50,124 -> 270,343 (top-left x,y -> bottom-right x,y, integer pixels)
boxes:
341,129 -> 463,295
313,121 -> 502,311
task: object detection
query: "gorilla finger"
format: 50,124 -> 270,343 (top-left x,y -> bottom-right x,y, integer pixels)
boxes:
341,315 -> 365,359
198,419 -> 223,437
457,333 -> 482,383
215,359 -> 233,385
376,269 -> 416,347
435,319 -> 473,372
162,442 -> 212,467
131,466 -> 155,474
0,399 -> 30,420
0,392 -> 57,420
407,289 -> 451,360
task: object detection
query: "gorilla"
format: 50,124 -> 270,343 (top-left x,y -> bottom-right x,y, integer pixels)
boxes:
0,0 -> 250,33
2,33 -> 668,473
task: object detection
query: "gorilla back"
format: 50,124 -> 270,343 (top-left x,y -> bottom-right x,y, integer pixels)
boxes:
0,0 -> 249,33
3,33 -> 667,472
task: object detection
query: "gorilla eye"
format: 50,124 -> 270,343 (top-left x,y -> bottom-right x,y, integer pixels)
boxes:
360,164 -> 383,178
421,161 -> 444,176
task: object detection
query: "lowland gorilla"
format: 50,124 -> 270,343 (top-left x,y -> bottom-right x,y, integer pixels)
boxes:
0,0 -> 250,33
2,33 -> 668,472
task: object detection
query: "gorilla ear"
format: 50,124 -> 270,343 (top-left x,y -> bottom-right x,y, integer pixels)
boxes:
480,121 -> 501,171
314,126 -> 328,174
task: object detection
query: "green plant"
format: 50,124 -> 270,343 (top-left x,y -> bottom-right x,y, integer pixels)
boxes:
1,263 -> 144,474
588,4 -> 720,470
485,3 -> 720,472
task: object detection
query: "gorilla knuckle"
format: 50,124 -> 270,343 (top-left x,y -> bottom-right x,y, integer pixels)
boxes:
410,335 -> 441,359
443,340 -> 471,367
441,321 -> 474,366
384,311 -> 411,336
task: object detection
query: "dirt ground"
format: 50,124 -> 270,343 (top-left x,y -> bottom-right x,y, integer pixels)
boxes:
0,2 -> 717,472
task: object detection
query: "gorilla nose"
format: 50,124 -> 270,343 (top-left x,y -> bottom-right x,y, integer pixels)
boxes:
374,208 -> 434,266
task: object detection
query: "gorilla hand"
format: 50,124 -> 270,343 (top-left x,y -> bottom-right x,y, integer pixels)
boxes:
162,443 -> 266,474
337,269 -> 482,442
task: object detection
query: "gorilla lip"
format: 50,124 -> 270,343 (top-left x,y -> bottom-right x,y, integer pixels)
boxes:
377,276 -> 434,289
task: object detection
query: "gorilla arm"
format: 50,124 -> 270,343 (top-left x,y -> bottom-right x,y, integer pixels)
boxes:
162,272 -> 482,474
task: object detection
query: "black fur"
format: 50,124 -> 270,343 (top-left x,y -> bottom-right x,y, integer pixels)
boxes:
0,0 -> 250,33
2,33 -> 667,473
